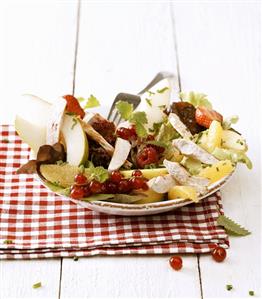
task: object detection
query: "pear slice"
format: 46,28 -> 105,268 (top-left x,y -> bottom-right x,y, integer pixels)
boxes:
61,114 -> 89,166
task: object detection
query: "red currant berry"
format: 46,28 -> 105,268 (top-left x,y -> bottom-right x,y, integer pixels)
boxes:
129,125 -> 137,138
132,169 -> 143,177
105,181 -> 118,194
89,180 -> 103,194
118,179 -> 131,193
169,256 -> 183,271
110,170 -> 123,183
74,174 -> 87,185
70,185 -> 85,199
146,134 -> 155,141
82,185 -> 92,197
116,127 -> 131,140
130,177 -> 145,189
212,246 -> 227,262
136,146 -> 159,168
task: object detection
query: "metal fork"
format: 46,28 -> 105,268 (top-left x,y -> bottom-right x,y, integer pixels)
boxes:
107,71 -> 175,125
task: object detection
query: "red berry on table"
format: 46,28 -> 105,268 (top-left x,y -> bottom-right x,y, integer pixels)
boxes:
74,174 -> 87,185
212,246 -> 227,262
169,256 -> 183,271
118,179 -> 131,193
89,180 -> 103,194
70,185 -> 85,199
110,170 -> 123,183
136,146 -> 159,169
195,106 -> 223,128
129,125 -> 137,138
132,169 -> 143,177
130,177 -> 145,190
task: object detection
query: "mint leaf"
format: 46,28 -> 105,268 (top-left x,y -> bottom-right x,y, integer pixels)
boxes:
145,98 -> 152,107
180,91 -> 212,109
115,101 -> 133,120
157,87 -> 169,93
33,282 -> 42,289
82,94 -> 100,109
217,215 -> 251,236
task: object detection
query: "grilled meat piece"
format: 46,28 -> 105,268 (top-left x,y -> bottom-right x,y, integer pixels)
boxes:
89,140 -> 112,168
89,114 -> 116,145
170,102 -> 205,134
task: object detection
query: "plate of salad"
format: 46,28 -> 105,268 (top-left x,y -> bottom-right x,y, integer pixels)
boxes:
15,79 -> 252,215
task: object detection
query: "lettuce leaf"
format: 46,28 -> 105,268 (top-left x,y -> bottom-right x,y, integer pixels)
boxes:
222,115 -> 239,130
179,91 -> 212,109
212,147 -> 252,169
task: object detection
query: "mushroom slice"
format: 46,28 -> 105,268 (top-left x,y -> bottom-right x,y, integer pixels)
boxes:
173,139 -> 219,165
108,138 -> 131,172
163,159 -> 209,195
147,174 -> 176,194
169,113 -> 193,139
79,119 -> 114,156
46,97 -> 66,145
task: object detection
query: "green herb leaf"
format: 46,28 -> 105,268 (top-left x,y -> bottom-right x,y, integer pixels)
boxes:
130,111 -> 148,138
226,284 -> 233,291
180,91 -> 212,109
249,290 -> 255,296
147,90 -> 155,96
3,239 -> 13,244
33,282 -> 42,289
156,122 -> 180,143
149,122 -> 163,134
86,166 -> 109,183
145,98 -> 152,107
71,117 -> 78,130
157,87 -> 169,94
144,163 -> 158,169
217,215 -> 251,236
73,256 -> 79,261
115,100 -> 133,120
145,140 -> 167,148
83,94 -> 100,109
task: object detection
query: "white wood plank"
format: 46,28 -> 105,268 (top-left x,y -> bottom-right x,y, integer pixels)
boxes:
0,1 -> 78,298
61,3 -> 201,298
173,2 -> 261,298
0,259 -> 61,299
0,0 -> 78,124
61,256 -> 200,298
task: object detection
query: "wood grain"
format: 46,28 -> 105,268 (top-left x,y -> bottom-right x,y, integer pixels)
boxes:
173,2 -> 261,297
0,1 -> 78,298
60,2 -> 201,298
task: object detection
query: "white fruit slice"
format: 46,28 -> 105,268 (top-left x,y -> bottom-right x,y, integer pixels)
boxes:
61,114 -> 89,166
169,113 -> 193,139
15,94 -> 51,155
46,97 -> 66,145
108,138 -> 131,172
15,115 -> 46,156
148,174 -> 176,193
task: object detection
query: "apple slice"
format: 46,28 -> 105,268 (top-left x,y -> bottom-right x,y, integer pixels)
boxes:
61,114 -> 89,166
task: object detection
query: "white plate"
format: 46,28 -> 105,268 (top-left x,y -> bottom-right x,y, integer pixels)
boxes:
39,170 -> 235,216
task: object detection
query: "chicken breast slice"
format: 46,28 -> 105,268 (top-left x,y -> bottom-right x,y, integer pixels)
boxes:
163,159 -> 209,195
108,138 -> 131,172
173,139 -> 219,165
169,113 -> 193,139
147,174 -> 176,194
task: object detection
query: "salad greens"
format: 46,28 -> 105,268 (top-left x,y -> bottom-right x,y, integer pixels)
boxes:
179,91 -> 212,109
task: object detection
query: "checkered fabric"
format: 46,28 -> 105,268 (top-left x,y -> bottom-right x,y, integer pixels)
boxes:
0,125 -> 229,259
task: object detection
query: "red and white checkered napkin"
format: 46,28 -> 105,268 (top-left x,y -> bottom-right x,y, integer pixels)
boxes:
0,125 -> 229,259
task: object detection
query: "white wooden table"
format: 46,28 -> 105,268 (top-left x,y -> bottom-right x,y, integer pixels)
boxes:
0,1 -> 261,298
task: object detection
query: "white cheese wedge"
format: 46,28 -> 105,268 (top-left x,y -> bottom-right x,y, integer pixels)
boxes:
148,174 -> 176,194
46,97 -> 66,145
173,139 -> 218,165
108,138 -> 131,172
169,113 -> 193,139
